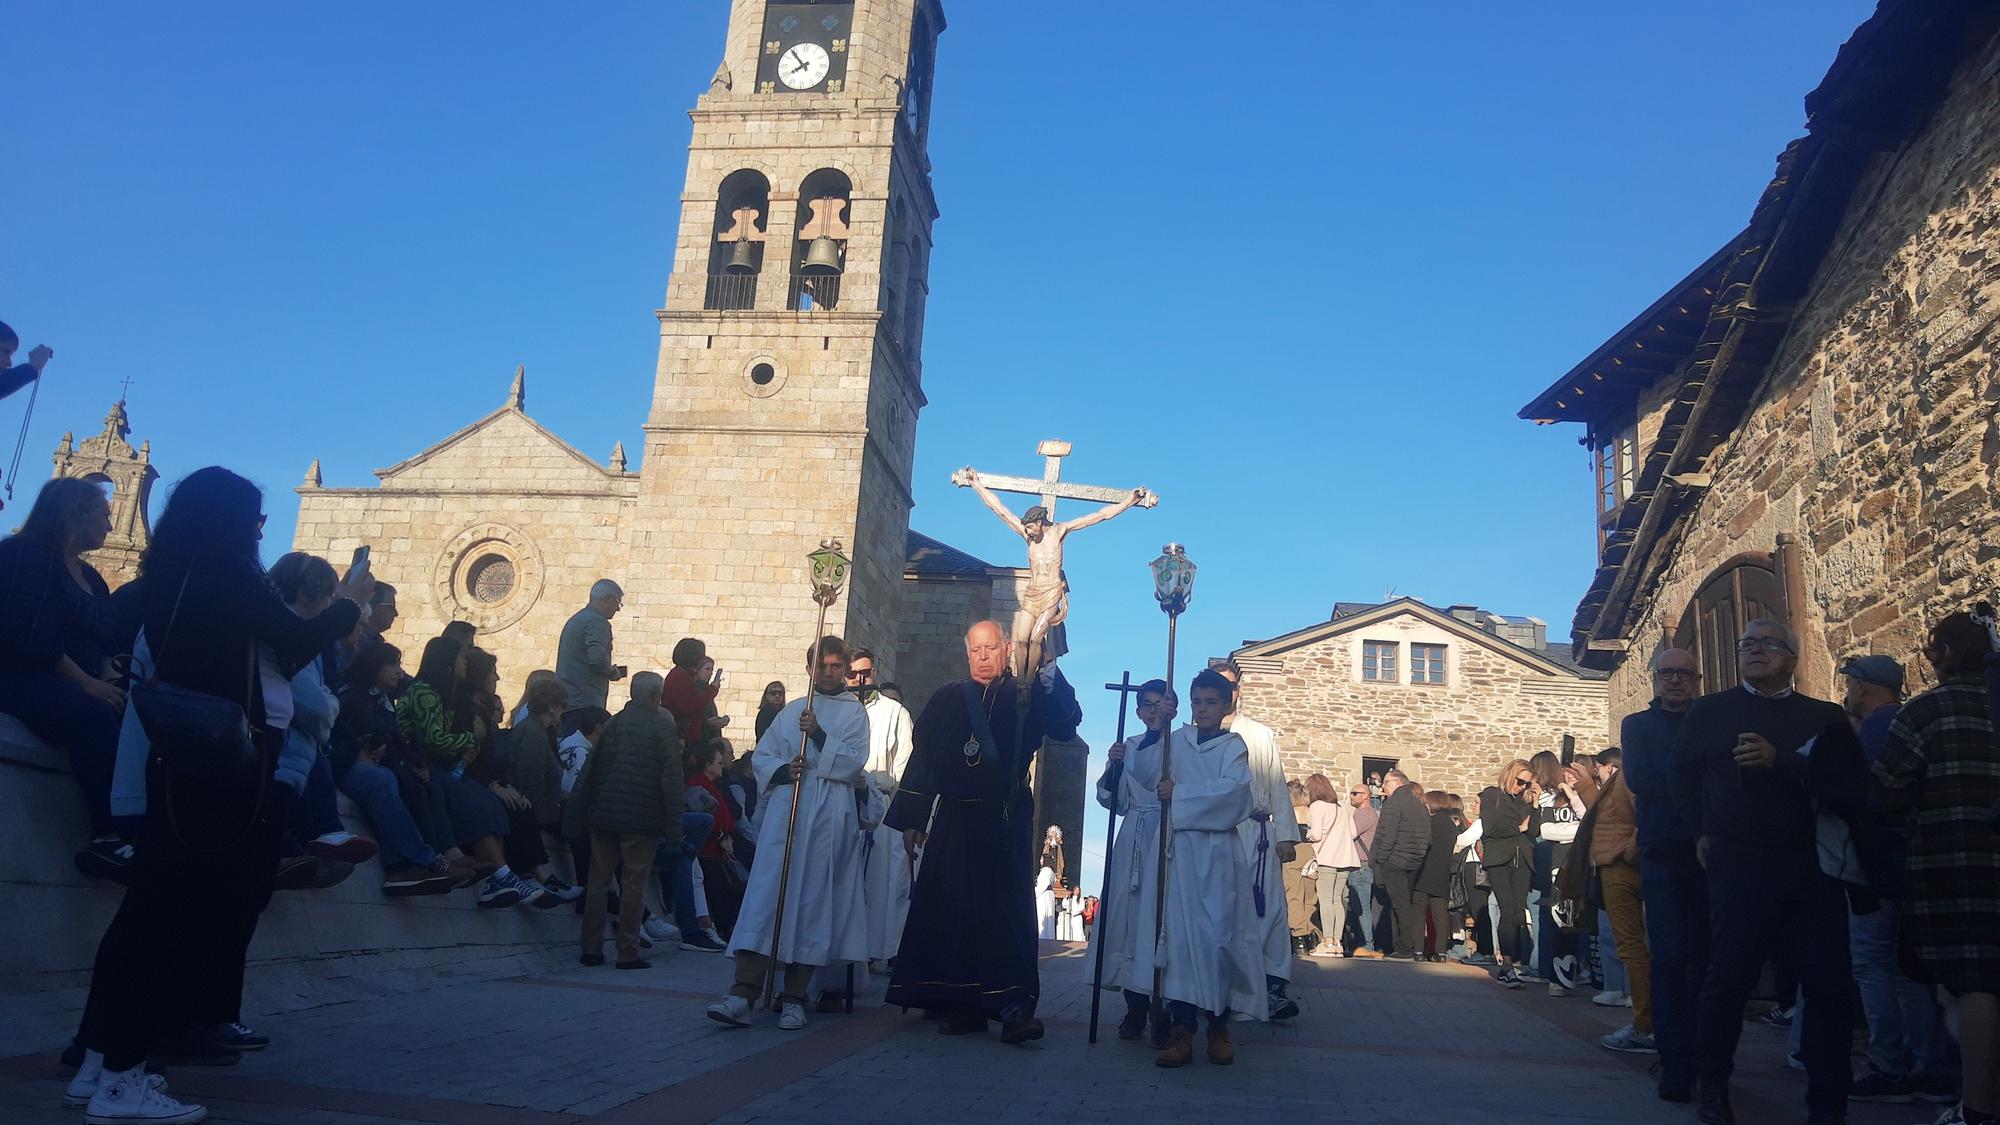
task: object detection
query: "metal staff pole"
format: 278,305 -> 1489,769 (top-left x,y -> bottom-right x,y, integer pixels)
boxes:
763,540 -> 850,1011
1144,545 -> 1196,1035
1088,672 -> 1141,1044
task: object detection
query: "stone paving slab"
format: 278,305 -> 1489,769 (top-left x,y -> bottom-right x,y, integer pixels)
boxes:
0,942 -> 1933,1124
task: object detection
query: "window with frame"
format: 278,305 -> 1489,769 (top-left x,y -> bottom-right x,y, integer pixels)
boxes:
1592,414 -> 1639,549
1411,643 -> 1446,685
1362,640 -> 1399,683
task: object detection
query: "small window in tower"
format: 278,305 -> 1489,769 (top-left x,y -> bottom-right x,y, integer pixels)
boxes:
751,363 -> 776,386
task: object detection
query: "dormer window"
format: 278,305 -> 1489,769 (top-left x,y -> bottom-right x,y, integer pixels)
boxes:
1592,413 -> 1638,549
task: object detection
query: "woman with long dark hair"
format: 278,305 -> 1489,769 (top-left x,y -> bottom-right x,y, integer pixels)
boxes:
397,636 -> 522,907
329,641 -> 466,896
0,477 -> 130,878
1479,758 -> 1537,990
753,680 -> 787,741
1418,791 -> 1463,960
68,468 -> 369,1121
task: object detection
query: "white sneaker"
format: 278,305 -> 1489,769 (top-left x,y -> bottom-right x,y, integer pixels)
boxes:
706,995 -> 753,1028
83,1065 -> 205,1124
643,917 -> 681,943
64,1052 -> 168,1108
1592,989 -> 1631,1007
1548,982 -> 1570,997
777,1002 -> 808,1031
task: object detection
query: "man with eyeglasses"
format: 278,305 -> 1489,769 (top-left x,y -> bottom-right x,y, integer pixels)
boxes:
1615,648 -> 1703,1085
1671,620 -> 1851,1125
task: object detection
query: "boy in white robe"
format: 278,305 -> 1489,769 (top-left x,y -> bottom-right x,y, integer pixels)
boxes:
1217,660 -> 1303,1021
706,636 -> 871,1032
1152,668 -> 1263,1068
1083,679 -> 1170,1041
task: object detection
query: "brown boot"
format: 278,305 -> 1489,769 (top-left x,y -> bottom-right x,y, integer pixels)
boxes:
1206,1024 -> 1234,1065
1155,1025 -> 1195,1068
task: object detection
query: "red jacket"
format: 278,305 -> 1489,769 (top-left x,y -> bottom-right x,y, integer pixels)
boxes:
662,666 -> 719,747
687,770 -> 737,859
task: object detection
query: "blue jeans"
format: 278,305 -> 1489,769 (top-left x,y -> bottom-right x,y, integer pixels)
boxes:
1850,899 -> 1945,1077
339,758 -> 438,871
1598,909 -> 1627,993
657,812 -> 714,933
1347,864 -> 1378,952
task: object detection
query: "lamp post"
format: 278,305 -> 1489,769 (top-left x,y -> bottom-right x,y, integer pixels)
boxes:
763,539 -> 850,1009
1146,543 -> 1195,1035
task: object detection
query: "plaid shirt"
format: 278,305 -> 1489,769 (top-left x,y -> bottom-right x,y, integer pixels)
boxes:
1875,675 -> 2000,992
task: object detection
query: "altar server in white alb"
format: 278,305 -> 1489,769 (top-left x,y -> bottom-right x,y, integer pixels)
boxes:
1084,679 -> 1171,1039
1216,660 -> 1303,1020
1151,668 -> 1264,1069
706,637 -> 870,1032
847,647 -> 916,965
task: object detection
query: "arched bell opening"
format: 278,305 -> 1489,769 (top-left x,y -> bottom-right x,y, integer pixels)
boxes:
705,169 -> 771,310
790,168 -> 852,310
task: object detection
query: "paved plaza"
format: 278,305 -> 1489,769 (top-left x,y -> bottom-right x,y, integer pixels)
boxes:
0,943 -> 1932,1124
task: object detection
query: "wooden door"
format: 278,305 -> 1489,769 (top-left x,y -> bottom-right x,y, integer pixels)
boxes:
1673,552 -> 1785,692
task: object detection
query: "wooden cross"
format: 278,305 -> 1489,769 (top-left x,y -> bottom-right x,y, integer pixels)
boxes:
951,439 -> 1148,523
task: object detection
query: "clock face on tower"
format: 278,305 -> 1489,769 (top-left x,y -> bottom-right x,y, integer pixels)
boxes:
757,2 -> 852,95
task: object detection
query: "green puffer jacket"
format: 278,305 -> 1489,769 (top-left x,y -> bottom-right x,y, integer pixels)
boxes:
566,700 -> 684,847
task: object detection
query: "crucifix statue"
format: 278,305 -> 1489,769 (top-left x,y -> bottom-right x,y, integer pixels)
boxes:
953,440 -> 1159,676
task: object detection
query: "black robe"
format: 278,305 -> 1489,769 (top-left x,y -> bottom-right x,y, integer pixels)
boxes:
884,668 -> 1079,1019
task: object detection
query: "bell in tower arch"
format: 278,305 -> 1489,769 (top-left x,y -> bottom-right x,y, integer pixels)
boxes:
801,234 -> 843,276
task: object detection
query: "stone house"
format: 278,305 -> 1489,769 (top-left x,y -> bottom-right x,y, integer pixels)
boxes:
1519,0 -> 2000,727
1228,598 -> 1610,798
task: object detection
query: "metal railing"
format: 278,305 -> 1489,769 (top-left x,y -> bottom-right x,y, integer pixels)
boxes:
788,274 -> 842,311
703,273 -> 758,311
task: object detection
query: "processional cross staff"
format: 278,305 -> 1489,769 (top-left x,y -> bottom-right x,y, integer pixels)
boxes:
762,539 -> 850,1010
1146,544 -> 1196,1039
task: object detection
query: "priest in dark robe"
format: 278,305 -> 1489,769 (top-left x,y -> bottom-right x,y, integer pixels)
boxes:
885,620 -> 1081,1044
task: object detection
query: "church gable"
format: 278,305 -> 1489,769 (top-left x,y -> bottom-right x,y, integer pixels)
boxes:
376,408 -> 619,493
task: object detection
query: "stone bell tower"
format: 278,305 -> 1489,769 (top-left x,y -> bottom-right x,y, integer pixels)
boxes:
51,398 -> 158,588
630,0 -> 945,716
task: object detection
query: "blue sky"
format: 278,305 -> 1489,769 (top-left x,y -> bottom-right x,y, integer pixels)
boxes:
8,1 -> 1877,885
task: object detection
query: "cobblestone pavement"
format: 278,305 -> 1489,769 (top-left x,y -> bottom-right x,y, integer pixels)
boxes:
0,943 -> 1934,1124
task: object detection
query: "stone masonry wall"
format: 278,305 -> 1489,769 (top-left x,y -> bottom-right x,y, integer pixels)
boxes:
1239,615 -> 1610,799
1603,34 -> 2000,725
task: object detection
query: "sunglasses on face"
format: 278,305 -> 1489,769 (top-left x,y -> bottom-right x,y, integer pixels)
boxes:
1736,638 -> 1792,654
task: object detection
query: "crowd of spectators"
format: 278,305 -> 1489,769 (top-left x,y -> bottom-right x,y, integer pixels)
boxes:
0,469 -> 775,1123
1281,614 -> 1998,1125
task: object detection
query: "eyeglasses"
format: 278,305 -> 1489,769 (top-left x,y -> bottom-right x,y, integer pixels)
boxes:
1736,638 -> 1793,654
1513,777 -> 1532,788
1654,669 -> 1700,681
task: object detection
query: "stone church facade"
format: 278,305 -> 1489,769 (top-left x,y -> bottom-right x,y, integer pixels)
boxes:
1520,1 -> 2000,728
1229,598 -> 1610,799
291,1 -> 1025,729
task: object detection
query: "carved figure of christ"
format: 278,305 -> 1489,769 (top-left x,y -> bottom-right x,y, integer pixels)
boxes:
953,447 -> 1157,675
